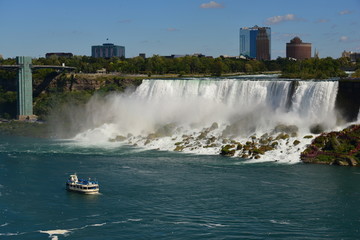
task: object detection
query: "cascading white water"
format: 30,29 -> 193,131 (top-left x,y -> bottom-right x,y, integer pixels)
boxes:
73,76 -> 340,163
290,81 -> 338,129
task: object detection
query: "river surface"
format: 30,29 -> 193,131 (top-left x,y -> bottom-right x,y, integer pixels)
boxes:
1,135 -> 359,239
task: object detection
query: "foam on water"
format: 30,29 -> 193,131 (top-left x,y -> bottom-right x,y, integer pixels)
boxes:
39,230 -> 71,240
70,77 -> 341,163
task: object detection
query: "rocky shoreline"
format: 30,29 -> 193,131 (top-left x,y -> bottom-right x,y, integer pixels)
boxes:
2,119 -> 360,166
301,124 -> 360,166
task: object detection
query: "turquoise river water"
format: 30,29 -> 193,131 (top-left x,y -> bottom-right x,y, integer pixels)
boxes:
0,134 -> 359,239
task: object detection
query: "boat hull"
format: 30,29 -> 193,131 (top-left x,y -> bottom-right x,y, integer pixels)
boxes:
66,183 -> 99,194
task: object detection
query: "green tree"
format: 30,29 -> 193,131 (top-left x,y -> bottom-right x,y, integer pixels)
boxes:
212,58 -> 223,76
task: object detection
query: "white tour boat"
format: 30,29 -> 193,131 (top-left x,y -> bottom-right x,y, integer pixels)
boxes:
66,174 -> 99,194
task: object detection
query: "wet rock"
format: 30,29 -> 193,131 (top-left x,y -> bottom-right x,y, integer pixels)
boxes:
220,144 -> 236,156
204,143 -> 218,148
206,136 -> 217,144
335,159 -> 349,166
310,123 -> 325,134
275,133 -> 290,140
261,133 -> 269,139
259,137 -> 270,145
147,133 -> 158,139
222,138 -> 229,144
174,145 -> 184,151
197,131 -> 208,140
155,123 -> 177,137
209,122 -> 219,131
345,156 -> 358,166
240,154 -> 249,159
109,135 -> 126,142
274,124 -> 298,136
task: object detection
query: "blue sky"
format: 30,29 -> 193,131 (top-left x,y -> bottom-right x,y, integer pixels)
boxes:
0,0 -> 359,59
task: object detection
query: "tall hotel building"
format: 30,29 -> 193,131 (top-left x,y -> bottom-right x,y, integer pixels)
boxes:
286,37 -> 311,60
239,26 -> 271,60
91,43 -> 125,58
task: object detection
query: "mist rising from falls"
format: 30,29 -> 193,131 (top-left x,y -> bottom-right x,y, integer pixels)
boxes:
72,76 -> 340,163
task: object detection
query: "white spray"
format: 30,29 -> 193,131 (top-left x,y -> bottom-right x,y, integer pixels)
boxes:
72,76 -> 340,163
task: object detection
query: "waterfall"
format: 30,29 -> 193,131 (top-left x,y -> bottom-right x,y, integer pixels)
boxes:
132,79 -> 338,132
72,76 -> 340,163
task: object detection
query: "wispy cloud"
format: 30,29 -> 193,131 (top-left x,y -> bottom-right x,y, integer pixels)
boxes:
166,28 -> 179,32
200,1 -> 224,9
339,36 -> 360,44
265,14 -> 299,25
339,36 -> 349,42
339,10 -> 352,15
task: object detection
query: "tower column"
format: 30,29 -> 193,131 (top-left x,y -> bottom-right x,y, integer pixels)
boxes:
16,56 -> 36,120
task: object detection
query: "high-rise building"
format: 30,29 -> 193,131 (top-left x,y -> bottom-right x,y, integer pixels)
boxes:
286,37 -> 311,60
239,25 -> 271,60
256,28 -> 270,61
91,43 -> 125,58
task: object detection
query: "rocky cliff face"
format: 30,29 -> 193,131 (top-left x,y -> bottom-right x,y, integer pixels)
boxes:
34,73 -> 143,93
335,79 -> 360,122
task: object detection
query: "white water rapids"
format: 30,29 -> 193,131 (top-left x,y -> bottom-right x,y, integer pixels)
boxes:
72,75 -> 341,163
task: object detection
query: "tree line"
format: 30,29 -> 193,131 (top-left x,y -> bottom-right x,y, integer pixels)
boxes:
29,55 -> 278,76
1,54 -> 358,77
